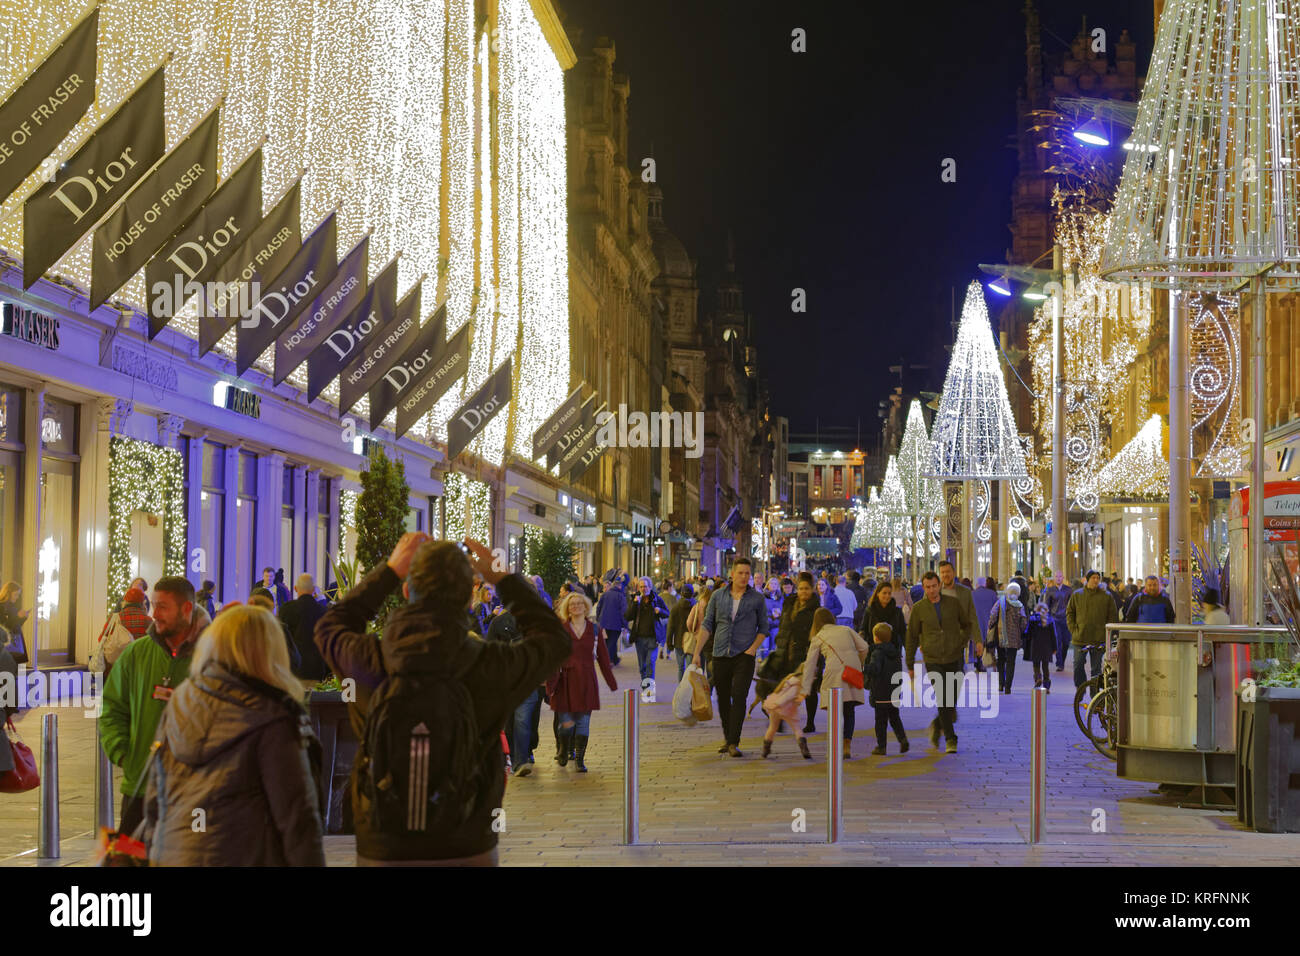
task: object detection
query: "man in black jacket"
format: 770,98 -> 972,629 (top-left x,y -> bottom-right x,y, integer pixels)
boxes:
280,573 -> 329,679
315,533 -> 570,865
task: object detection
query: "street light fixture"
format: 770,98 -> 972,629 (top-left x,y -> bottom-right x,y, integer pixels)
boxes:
1072,116 -> 1111,147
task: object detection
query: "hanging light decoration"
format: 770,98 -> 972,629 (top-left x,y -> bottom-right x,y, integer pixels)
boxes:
1096,414 -> 1169,499
927,282 -> 1027,479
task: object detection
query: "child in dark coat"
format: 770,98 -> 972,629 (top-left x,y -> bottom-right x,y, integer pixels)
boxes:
1025,602 -> 1057,692
865,622 -> 909,755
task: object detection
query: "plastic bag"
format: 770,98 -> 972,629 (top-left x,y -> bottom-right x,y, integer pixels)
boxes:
672,674 -> 697,724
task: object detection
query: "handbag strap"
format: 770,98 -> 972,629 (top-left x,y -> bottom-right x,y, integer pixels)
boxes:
815,632 -> 858,672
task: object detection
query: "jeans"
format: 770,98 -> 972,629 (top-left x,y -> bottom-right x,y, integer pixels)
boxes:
711,652 -> 756,746
996,645 -> 1018,692
873,702 -> 906,748
1073,644 -> 1104,688
925,659 -> 964,741
511,688 -> 541,765
604,628 -> 622,664
675,647 -> 691,682
556,711 -> 591,736
635,638 -> 658,682
1052,619 -> 1071,668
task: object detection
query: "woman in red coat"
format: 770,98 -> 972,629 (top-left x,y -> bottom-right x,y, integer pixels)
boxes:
547,591 -> 617,772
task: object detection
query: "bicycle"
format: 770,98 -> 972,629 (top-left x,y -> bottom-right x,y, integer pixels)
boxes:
1072,642 -> 1118,759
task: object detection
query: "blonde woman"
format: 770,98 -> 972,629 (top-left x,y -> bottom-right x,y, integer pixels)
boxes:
684,585 -> 714,684
546,591 -> 617,772
142,604 -> 325,865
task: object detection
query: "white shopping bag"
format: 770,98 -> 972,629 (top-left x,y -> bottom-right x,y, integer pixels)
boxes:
672,674 -> 697,724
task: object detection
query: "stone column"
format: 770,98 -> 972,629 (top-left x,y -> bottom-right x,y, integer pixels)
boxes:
256,452 -> 287,579
304,468 -> 321,586
222,445 -> 240,602
185,432 -> 205,586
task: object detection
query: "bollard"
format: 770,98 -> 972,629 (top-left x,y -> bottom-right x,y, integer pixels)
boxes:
94,727 -> 115,832
1029,686 -> 1047,844
622,687 -> 638,845
38,712 -> 60,859
827,686 -> 843,844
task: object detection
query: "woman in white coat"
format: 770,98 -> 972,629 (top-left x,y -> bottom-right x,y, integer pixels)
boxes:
800,608 -> 871,759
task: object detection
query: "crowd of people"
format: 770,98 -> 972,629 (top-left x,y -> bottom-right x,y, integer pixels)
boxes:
0,542 -> 1219,867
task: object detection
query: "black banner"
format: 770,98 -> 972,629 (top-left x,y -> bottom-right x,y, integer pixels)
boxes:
393,324 -> 471,437
447,358 -> 512,460
272,232 -> 368,385
548,393 -> 597,471
0,8 -> 97,204
532,384 -> 585,463
235,211 -> 335,376
146,145 -> 262,338
23,63 -> 165,289
90,104 -> 219,311
367,308 -> 451,430
559,402 -> 608,481
304,254 -> 397,402
197,179 -> 300,356
339,285 -> 427,415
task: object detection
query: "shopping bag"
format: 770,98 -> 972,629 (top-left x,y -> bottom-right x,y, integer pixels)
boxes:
686,664 -> 713,722
672,674 -> 698,725
0,719 -> 38,793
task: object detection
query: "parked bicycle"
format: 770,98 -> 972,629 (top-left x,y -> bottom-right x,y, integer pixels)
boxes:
1072,641 -> 1118,760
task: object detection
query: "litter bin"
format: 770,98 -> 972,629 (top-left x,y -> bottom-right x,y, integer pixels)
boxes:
1235,686 -> 1300,833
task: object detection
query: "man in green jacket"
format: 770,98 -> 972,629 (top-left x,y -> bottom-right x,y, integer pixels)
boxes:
938,561 -> 982,671
906,571 -> 977,754
1065,570 -> 1118,690
100,576 -> 210,836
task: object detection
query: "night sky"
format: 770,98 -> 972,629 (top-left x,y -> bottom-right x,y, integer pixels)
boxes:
557,0 -> 1155,439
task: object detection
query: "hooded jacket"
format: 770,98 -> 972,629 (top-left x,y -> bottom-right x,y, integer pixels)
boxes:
100,605 -> 211,798
314,565 -> 570,862
143,662 -> 324,866
595,583 -> 628,630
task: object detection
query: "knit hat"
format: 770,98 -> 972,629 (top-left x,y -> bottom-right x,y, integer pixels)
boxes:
1005,582 -> 1021,598
123,587 -> 146,606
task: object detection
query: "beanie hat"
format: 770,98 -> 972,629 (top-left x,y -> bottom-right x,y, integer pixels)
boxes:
123,587 -> 146,606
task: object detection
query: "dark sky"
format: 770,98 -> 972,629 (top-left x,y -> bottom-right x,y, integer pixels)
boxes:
556,0 -> 1155,439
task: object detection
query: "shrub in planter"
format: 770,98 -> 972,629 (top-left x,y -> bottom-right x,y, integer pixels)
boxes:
1236,660 -> 1300,833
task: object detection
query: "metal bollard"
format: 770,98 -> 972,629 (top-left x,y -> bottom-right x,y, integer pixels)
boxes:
1029,686 -> 1047,844
622,688 -> 638,845
827,686 -> 843,844
94,727 -> 115,831
38,713 -> 60,859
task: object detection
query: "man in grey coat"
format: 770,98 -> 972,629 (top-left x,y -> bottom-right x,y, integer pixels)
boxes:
939,561 -> 981,671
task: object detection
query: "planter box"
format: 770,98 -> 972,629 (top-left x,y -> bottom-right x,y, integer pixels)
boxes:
308,690 -> 358,834
1235,686 -> 1300,833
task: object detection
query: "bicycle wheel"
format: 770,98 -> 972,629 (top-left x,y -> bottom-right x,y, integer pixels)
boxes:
1073,675 -> 1101,738
1085,687 -> 1117,760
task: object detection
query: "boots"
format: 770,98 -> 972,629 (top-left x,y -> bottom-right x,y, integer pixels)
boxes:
574,735 -> 589,772
798,737 -> 812,760
761,738 -> 773,758
556,728 -> 571,767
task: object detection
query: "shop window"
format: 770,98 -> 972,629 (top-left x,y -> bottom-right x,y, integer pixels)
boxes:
0,449 -> 18,585
41,398 -> 77,456
239,450 -> 256,496
0,386 -> 21,446
202,441 -> 225,489
36,460 -> 77,666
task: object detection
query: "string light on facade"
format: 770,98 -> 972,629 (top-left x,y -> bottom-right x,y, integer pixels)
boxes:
928,282 -> 1027,479
1096,414 -> 1169,499
443,469 -> 491,542
107,436 -> 185,605
1188,290 -> 1244,477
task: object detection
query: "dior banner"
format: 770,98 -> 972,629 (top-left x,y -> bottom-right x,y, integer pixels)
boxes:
235,211 -> 336,376
91,104 -> 219,311
272,232 -> 369,385
393,323 -> 471,438
547,394 -> 597,472
559,402 -> 608,481
367,310 -> 457,430
0,7 -> 97,203
146,145 -> 263,338
198,179 -> 301,356
23,64 -> 165,289
304,254 -> 398,402
446,358 -> 511,460
339,287 -> 429,415
531,384 -> 585,464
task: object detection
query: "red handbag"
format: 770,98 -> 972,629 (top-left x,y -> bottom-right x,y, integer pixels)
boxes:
0,718 -> 39,793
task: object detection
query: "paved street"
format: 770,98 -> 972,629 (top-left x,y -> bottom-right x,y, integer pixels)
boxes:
4,651 -> 1298,866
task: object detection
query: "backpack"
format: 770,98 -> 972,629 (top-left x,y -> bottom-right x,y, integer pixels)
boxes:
90,613 -> 135,673
360,643 -> 486,837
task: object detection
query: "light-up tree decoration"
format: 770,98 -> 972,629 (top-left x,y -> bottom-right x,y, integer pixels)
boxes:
898,400 -> 938,574
1096,415 -> 1169,499
928,282 -> 1027,480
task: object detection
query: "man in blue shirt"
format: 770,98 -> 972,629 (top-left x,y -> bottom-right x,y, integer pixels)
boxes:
692,557 -> 770,757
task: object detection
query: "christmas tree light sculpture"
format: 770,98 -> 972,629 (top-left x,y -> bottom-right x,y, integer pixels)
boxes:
898,400 -> 938,573
1096,415 -> 1169,499
927,282 -> 1028,480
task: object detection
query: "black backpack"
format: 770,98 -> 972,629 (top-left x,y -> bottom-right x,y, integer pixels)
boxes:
360,643 -> 485,836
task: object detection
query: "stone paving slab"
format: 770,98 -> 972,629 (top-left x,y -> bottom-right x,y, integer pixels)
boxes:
5,656 -> 1300,866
